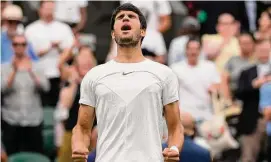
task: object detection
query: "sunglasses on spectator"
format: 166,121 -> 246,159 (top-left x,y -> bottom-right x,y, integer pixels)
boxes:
12,42 -> 27,47
7,20 -> 20,25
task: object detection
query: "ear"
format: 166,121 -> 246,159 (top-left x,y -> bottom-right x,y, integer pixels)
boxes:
111,30 -> 115,39
140,29 -> 146,37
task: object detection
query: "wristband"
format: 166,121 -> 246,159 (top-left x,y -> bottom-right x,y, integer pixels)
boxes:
169,146 -> 179,154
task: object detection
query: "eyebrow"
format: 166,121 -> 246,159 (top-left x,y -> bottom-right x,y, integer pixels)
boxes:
116,12 -> 137,19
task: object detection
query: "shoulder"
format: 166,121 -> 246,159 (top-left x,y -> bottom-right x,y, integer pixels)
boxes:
200,60 -> 217,69
25,20 -> 41,31
54,21 -> 71,29
82,61 -> 115,82
145,60 -> 177,81
170,61 -> 185,71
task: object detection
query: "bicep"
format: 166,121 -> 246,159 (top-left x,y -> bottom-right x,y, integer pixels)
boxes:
77,104 -> 95,129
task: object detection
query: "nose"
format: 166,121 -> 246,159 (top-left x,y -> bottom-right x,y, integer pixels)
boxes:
122,15 -> 130,22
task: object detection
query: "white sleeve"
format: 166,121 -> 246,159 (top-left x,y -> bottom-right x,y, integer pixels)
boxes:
79,74 -> 96,107
156,1 -> 172,16
162,70 -> 179,106
168,40 -> 180,66
79,0 -> 88,7
210,63 -> 221,84
60,25 -> 75,49
155,32 -> 167,56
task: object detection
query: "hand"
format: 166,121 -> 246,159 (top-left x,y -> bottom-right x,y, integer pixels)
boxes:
12,57 -> 19,71
163,148 -> 179,162
252,77 -> 267,88
72,146 -> 89,162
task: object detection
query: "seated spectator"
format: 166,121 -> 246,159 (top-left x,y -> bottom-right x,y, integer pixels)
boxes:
168,16 -> 201,66
1,4 -> 38,64
171,38 -> 221,122
55,48 -> 96,162
87,111 -> 212,162
237,39 -> 270,162
254,10 -> 271,40
221,32 -> 256,105
1,34 -> 50,155
202,13 -> 241,73
54,0 -> 88,34
25,0 -> 75,107
259,81 -> 271,162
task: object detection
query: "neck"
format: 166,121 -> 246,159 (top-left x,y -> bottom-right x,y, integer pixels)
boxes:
241,52 -> 252,59
115,43 -> 145,63
41,17 -> 53,23
15,54 -> 27,61
187,59 -> 198,66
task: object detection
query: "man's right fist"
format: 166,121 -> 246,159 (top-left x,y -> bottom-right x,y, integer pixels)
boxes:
72,147 -> 89,162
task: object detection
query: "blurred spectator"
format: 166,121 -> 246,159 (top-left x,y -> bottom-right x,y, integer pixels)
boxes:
237,39 -> 270,162
171,38 -> 221,122
54,0 -> 88,34
254,10 -> 271,40
55,48 -> 96,162
25,1 -> 75,106
1,34 -> 49,155
259,82 -> 271,162
163,111 -> 212,162
1,142 -> 8,162
202,13 -> 241,73
168,16 -> 200,66
1,4 -> 38,64
221,32 -> 256,104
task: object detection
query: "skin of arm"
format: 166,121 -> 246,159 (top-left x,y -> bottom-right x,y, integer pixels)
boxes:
164,101 -> 184,151
72,104 -> 95,161
74,7 -> 87,33
158,15 -> 172,33
221,71 -> 232,101
6,70 -> 17,89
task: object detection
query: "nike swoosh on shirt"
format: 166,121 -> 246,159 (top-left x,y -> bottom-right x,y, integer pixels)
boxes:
122,71 -> 134,75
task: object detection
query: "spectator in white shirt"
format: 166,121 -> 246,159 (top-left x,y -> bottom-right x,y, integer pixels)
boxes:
168,16 -> 201,66
25,0 -> 74,106
171,38 -> 221,122
54,0 -> 88,34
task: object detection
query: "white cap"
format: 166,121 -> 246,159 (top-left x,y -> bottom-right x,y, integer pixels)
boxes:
2,4 -> 23,21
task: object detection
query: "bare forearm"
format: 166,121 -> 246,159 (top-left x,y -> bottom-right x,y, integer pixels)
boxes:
168,123 -> 184,151
72,125 -> 91,150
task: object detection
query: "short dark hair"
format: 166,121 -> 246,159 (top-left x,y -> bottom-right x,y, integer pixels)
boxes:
110,3 -> 147,31
239,31 -> 256,42
186,37 -> 201,49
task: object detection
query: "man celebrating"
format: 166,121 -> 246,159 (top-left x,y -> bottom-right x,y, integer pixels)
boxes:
72,3 -> 183,162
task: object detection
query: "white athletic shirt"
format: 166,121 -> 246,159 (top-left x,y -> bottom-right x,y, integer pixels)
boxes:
79,59 -> 179,162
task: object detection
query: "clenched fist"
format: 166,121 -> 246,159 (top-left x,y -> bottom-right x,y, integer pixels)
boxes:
163,147 -> 179,162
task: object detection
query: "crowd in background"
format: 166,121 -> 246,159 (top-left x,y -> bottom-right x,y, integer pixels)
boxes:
1,1 -> 271,162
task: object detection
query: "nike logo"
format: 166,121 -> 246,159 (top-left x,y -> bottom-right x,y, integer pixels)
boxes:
122,71 -> 134,75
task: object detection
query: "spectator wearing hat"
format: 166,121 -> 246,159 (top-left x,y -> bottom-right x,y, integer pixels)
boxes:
168,16 -> 201,66
1,4 -> 38,64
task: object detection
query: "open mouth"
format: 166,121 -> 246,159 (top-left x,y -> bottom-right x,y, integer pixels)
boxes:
121,24 -> 132,31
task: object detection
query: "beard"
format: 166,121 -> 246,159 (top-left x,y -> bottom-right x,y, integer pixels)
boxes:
114,30 -> 141,48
